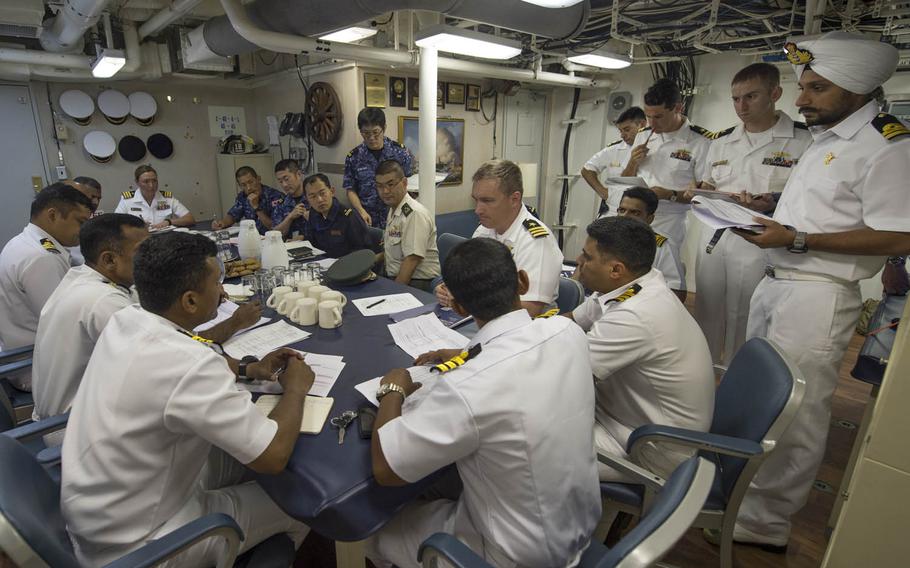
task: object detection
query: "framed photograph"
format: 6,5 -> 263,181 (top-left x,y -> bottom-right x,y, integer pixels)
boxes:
465,84 -> 481,112
437,81 -> 445,108
364,73 -> 386,108
407,77 -> 419,110
397,116 -> 465,186
389,76 -> 406,107
446,83 -> 465,105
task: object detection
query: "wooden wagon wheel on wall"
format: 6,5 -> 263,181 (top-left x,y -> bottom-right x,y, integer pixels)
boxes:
305,82 -> 343,146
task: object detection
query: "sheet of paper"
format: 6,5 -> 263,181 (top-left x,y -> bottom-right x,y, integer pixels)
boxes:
194,300 -> 270,335
687,188 -> 736,202
254,395 -> 334,434
355,366 -> 437,407
387,313 -> 469,359
389,302 -> 437,322
690,196 -> 772,231
353,293 -> 424,316
235,350 -> 345,397
223,320 -> 311,359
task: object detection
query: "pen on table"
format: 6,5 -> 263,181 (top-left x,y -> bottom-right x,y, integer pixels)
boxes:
366,298 -> 386,309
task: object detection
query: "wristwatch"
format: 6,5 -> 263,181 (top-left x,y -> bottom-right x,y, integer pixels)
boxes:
376,382 -> 407,402
787,228 -> 809,254
238,355 -> 259,379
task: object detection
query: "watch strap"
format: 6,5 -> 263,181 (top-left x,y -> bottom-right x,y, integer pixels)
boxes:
377,383 -> 407,402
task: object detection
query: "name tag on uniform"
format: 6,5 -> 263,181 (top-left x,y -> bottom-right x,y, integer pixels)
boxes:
711,159 -> 729,167
156,201 -> 170,211
387,229 -> 401,239
670,149 -> 692,162
130,207 -> 142,212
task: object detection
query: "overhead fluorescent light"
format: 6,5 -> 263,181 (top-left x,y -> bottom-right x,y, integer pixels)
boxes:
567,49 -> 632,69
91,48 -> 126,78
415,25 -> 522,60
319,26 -> 378,44
520,0 -> 585,6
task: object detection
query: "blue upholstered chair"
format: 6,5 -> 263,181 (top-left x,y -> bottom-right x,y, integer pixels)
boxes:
556,276 -> 586,313
417,456 -> 715,568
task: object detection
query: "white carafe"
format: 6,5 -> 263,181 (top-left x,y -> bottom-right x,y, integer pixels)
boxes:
237,219 -> 261,260
260,230 -> 289,270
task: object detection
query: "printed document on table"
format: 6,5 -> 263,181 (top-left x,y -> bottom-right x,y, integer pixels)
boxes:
690,196 -> 772,231
355,366 -> 437,407
236,351 -> 344,397
195,300 -> 270,335
387,313 -> 469,359
254,395 -> 334,434
223,320 -> 310,359
353,293 -> 424,316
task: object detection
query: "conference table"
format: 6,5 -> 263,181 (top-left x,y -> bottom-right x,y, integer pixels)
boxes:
242,273 -> 460,567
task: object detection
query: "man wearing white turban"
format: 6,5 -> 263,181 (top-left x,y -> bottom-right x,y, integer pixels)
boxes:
719,31 -> 910,551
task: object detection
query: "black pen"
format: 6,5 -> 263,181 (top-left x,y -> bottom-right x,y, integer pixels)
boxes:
366,298 -> 386,309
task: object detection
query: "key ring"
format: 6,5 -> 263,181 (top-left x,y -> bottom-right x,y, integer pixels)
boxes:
330,410 -> 357,427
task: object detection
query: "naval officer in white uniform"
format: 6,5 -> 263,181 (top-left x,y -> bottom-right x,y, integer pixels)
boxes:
114,164 -> 195,229
727,32 -> 910,550
582,106 -> 648,217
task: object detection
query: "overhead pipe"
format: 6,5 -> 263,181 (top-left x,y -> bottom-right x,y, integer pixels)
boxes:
418,46 -> 438,214
139,0 -> 205,40
40,0 -> 112,53
0,48 -> 92,68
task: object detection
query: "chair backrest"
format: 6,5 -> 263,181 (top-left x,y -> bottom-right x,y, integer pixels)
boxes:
709,337 -> 806,502
596,457 -> 715,568
0,435 -> 79,567
437,233 -> 468,268
556,277 -> 585,313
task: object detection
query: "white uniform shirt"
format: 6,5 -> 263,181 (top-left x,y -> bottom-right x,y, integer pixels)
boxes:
704,112 -> 813,195
768,102 -> 910,281
573,269 -> 714,451
630,120 -> 713,217
584,140 -> 632,215
379,310 -> 600,568
654,233 -> 685,291
0,223 -> 71,351
384,194 -> 440,280
32,265 -> 136,420
114,189 -> 190,225
61,306 -> 277,564
473,207 -> 561,305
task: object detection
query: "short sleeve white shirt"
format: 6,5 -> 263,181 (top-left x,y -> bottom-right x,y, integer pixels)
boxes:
114,190 -> 190,225
631,119 -> 713,216
0,223 -> 71,350
61,305 -> 278,563
703,112 -> 813,195
379,310 -> 600,568
584,140 -> 632,213
768,102 -> 910,281
32,265 -> 136,419
653,234 -> 685,291
573,269 -> 714,449
384,194 -> 440,280
472,207 -> 562,305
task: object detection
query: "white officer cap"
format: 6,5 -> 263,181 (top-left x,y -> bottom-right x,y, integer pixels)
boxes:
784,31 -> 899,94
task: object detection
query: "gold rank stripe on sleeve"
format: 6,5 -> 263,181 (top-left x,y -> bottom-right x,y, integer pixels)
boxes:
522,219 -> 549,239
871,113 -> 910,141
534,308 -> 559,319
654,233 -> 667,247
122,190 -> 134,199
432,343 -> 482,374
39,238 -> 60,254
606,283 -> 642,304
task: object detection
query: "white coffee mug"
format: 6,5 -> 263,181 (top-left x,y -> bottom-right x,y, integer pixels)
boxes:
266,285 -> 293,309
307,285 -> 330,301
319,290 -> 348,307
318,300 -> 343,329
296,279 -> 317,295
290,297 -> 318,325
277,292 -> 306,315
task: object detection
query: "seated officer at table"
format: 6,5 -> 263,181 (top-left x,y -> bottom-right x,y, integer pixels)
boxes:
302,173 -> 377,257
375,159 -> 440,291
0,183 -> 93,390
368,237 -> 600,568
566,217 -> 714,481
61,231 -> 312,567
272,159 -> 310,239
115,165 -> 196,229
212,166 -> 282,233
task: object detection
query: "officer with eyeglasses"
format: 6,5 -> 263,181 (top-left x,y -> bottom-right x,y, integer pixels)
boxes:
343,108 -> 413,229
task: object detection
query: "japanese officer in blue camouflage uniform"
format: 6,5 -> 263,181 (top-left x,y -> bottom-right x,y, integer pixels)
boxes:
301,173 -> 378,258
212,166 -> 283,233
271,159 -> 310,239
344,107 -> 413,229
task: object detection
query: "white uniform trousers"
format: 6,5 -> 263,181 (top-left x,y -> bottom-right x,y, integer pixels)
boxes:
651,212 -> 688,261
593,423 -> 694,483
694,230 -> 767,366
367,499 -> 518,568
737,276 -> 861,543
137,449 -> 308,567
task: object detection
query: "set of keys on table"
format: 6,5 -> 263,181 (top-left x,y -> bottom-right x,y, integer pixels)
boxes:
331,410 -> 358,444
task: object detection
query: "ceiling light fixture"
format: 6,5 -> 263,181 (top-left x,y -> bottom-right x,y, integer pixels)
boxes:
567,49 -> 632,69
519,0 -> 585,7
319,26 -> 378,44
91,48 -> 126,78
414,25 -> 522,60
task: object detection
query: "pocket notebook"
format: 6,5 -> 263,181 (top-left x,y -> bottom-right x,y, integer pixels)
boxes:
254,395 -> 334,434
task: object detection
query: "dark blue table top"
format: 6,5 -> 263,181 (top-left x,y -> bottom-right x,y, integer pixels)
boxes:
250,276 -> 449,541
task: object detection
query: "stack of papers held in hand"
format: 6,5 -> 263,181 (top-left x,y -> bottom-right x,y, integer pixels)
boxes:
690,196 -> 772,232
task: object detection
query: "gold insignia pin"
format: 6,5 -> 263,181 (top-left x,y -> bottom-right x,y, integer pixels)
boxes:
824,152 -> 835,165
784,42 -> 813,66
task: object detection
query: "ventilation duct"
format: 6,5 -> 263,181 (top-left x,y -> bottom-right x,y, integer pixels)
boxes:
0,0 -> 44,39
40,0 -> 112,53
195,0 -> 588,59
